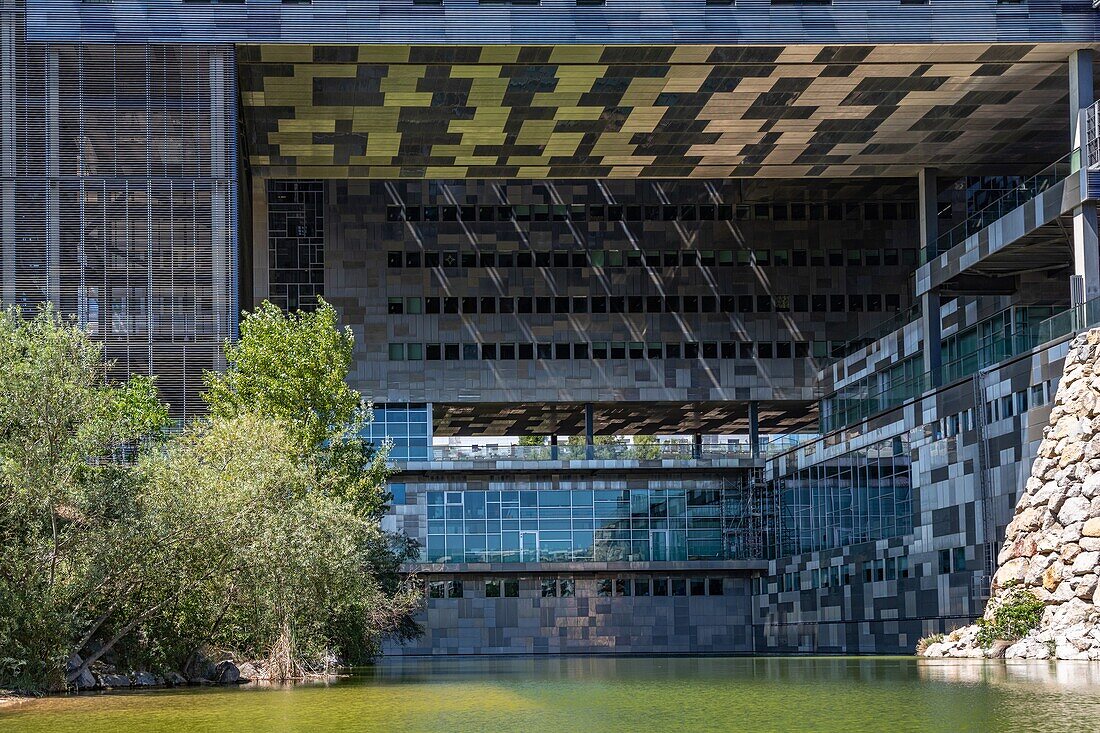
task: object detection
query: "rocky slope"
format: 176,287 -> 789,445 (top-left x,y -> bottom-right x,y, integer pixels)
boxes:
923,329 -> 1100,660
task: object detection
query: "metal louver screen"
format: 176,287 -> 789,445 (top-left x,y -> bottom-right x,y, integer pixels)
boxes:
1,6 -> 237,420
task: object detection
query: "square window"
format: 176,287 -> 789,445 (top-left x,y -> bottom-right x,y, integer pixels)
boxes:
426,343 -> 442,361
537,343 -> 553,360
463,344 -> 479,360
592,342 -> 608,359
481,296 -> 497,314
653,578 -> 669,596
462,297 -> 478,313
666,343 -> 681,359
573,296 -> 589,313
615,578 -> 632,596
708,578 -> 724,595
541,579 -> 558,597
479,252 -> 496,268
448,580 -> 464,598
504,579 -> 519,597
634,579 -> 650,596
429,581 -> 446,599
519,343 -> 534,360
597,578 -> 613,597
689,578 -> 706,596
461,252 -> 476,268
555,343 -> 570,360
573,343 -> 589,360
425,297 -> 440,314
407,343 -> 423,361
500,343 -> 516,360
388,297 -> 404,315
444,343 -> 460,360
387,251 -> 403,268
499,297 -> 514,314
560,579 -> 575,597
388,343 -> 404,361
481,344 -> 497,360
486,579 -> 501,597
671,578 -> 687,596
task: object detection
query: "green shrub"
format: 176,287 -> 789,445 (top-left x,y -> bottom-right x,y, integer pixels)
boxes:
975,589 -> 1045,648
916,633 -> 945,655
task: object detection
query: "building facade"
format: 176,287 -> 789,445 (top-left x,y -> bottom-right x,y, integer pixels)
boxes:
6,0 -> 1100,655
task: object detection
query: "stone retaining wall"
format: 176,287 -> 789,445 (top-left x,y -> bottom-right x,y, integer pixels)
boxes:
923,329 -> 1100,660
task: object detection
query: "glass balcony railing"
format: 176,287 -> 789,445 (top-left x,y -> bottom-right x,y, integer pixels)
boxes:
419,438 -> 801,462
924,149 -> 1081,262
1037,296 -> 1100,346
820,302 -> 1091,434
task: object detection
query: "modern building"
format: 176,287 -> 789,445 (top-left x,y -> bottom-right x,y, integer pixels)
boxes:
5,0 -> 1100,654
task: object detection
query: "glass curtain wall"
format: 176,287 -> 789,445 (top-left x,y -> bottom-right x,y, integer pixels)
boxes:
422,481 -> 735,563
776,436 -> 912,556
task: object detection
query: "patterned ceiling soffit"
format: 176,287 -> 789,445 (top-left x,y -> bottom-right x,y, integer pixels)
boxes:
238,43 -> 1093,180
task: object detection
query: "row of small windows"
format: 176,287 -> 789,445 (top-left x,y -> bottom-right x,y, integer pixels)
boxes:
757,554 -> 914,595
387,247 -> 918,270
389,340 -> 824,362
425,576 -> 727,599
933,378 -> 1059,440
385,201 -> 917,224
388,293 -> 904,316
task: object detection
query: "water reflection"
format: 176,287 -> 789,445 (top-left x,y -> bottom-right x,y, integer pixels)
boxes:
5,656 -> 1100,733
919,658 -> 1100,689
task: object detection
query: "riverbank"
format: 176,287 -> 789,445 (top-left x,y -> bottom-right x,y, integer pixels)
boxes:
0,691 -> 37,709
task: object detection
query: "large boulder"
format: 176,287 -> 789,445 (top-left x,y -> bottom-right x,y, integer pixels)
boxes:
213,660 -> 241,685
66,654 -> 95,690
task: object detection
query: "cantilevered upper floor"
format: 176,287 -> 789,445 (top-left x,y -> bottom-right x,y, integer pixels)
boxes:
25,0 -> 1100,46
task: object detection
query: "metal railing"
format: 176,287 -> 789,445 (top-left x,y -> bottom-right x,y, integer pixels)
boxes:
420,437 -> 802,462
1037,295 -> 1100,345
924,149 -> 1081,262
820,301 -> 1095,434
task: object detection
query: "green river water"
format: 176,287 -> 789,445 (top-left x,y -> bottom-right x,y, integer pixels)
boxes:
3,656 -> 1100,733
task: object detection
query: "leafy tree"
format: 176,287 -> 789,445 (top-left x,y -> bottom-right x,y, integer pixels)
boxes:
0,305 -> 168,690
204,298 -> 388,517
1,301 -> 420,691
632,435 -> 661,460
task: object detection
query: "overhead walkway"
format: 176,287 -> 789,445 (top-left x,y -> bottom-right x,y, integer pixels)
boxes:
916,149 -> 1097,298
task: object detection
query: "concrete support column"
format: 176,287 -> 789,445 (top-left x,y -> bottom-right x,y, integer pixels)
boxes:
1070,49 -> 1100,302
584,403 -> 594,460
2,16 -> 16,308
918,168 -> 943,385
748,401 -> 759,459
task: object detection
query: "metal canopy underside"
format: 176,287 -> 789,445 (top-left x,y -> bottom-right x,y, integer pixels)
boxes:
430,401 -> 818,437
238,43 -> 1092,180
